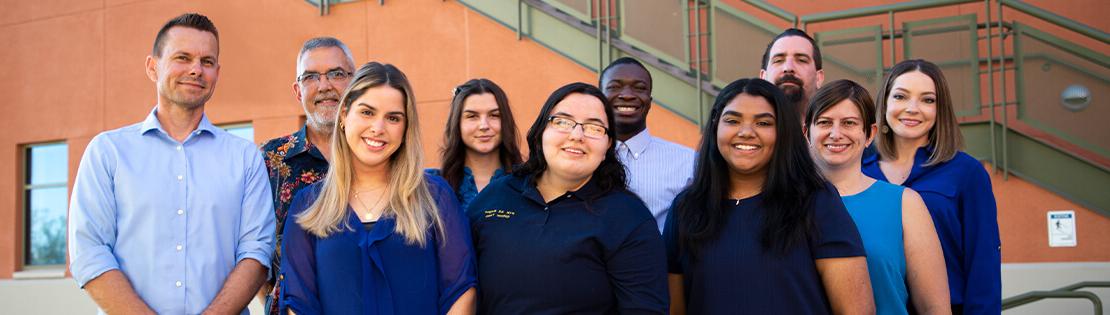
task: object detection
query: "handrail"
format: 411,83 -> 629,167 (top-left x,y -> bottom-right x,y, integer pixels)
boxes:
741,0 -> 797,26
1001,281 -> 1110,313
799,0 -> 977,24
1001,291 -> 1103,314
1001,0 -> 1109,44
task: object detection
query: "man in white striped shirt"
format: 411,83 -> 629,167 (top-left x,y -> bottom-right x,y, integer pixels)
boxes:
600,57 -> 695,232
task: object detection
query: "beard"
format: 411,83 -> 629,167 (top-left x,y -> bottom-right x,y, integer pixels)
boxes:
775,74 -> 806,106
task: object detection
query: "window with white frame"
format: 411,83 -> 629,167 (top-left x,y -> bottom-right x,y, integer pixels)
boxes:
24,142 -> 68,266
222,122 -> 255,143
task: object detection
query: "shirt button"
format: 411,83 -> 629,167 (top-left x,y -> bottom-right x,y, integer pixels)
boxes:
176,146 -> 182,151
177,175 -> 183,181
177,209 -> 184,215
176,245 -> 183,251
175,281 -> 182,287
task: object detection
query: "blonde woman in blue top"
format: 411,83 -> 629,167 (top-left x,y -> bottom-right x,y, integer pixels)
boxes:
862,59 -> 1001,314
806,80 -> 950,314
280,62 -> 477,314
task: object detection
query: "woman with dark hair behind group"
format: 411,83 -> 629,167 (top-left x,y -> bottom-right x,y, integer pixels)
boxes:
467,82 -> 668,314
664,78 -> 874,314
806,79 -> 950,315
864,59 -> 1001,314
429,78 -> 523,211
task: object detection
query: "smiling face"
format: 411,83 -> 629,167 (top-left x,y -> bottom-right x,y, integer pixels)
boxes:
717,93 -> 777,178
809,99 -> 876,170
147,27 -> 220,110
885,71 -> 938,147
459,93 -> 502,156
760,36 -> 823,106
541,93 -> 612,184
343,85 -> 407,173
601,63 -> 652,137
295,46 -> 355,132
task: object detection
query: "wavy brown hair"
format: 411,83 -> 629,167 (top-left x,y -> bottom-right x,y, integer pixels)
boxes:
439,78 -> 522,191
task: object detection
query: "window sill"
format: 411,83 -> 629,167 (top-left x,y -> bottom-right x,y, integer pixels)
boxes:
12,267 -> 65,280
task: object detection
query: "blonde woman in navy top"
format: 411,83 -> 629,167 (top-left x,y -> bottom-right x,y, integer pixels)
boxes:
664,78 -> 873,314
806,80 -> 950,314
862,60 -> 1002,315
279,62 -> 477,314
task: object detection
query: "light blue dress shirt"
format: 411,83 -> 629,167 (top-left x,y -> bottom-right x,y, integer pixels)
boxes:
616,129 -> 695,232
68,108 -> 276,315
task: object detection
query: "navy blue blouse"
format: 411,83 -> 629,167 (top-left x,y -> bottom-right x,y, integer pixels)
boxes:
467,174 -> 669,315
279,175 -> 477,315
863,147 -> 1001,314
664,183 -> 866,315
425,167 -> 506,213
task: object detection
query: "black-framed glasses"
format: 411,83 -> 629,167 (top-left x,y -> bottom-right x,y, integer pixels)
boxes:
298,69 -> 353,85
548,116 -> 608,139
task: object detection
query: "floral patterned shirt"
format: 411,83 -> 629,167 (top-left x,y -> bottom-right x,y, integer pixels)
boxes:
260,126 -> 329,314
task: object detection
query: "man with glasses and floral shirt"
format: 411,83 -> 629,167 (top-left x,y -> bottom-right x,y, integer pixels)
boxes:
258,36 -> 355,314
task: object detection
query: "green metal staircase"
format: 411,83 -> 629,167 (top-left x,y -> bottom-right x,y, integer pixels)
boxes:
454,0 -> 1110,217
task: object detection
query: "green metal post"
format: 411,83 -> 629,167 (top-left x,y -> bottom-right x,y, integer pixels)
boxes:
695,0 -> 704,126
999,0 -> 1009,179
986,0 -> 996,172
888,11 -> 895,69
517,0 -> 523,40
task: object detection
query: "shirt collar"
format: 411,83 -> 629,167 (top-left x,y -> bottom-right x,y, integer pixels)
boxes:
507,172 -> 605,206
617,129 -> 652,159
138,106 -> 218,137
284,126 -> 326,162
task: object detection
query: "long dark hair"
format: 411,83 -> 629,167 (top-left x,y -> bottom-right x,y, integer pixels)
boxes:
514,82 -> 627,194
674,78 -> 825,256
439,78 -> 523,190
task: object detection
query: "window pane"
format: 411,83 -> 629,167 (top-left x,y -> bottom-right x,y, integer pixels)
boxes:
29,143 -> 67,185
28,187 -> 67,265
224,125 -> 254,143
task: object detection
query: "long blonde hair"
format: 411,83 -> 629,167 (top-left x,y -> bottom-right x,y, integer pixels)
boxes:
296,62 -> 444,246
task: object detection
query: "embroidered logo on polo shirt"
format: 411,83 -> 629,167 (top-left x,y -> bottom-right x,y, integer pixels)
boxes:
483,209 -> 516,220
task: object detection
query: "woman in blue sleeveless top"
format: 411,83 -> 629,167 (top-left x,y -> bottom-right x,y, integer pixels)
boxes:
805,80 -> 950,314
863,60 -> 1001,314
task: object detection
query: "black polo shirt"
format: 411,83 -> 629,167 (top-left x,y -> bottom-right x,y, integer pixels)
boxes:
467,174 -> 668,315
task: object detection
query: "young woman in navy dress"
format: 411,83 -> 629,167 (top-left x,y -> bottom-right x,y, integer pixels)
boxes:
665,78 -> 873,314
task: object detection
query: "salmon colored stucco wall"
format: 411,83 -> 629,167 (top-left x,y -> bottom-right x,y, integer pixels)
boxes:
0,0 -> 1103,279
0,0 -> 700,278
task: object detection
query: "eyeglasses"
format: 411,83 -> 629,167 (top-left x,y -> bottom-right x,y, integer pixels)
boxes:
547,116 -> 608,139
298,69 -> 353,85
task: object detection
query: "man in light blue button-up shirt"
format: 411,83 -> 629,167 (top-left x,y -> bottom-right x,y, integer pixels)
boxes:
600,57 -> 695,232
67,13 -> 275,315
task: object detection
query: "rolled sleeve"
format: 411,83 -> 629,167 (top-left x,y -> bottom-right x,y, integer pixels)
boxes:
237,150 -> 276,272
67,134 -> 121,288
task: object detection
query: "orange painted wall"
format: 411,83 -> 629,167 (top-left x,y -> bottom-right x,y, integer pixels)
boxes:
0,0 -> 1103,278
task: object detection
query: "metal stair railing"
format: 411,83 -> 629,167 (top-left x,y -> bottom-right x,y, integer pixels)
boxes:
1002,281 -> 1110,314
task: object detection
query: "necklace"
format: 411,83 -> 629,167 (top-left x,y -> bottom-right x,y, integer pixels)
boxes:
352,188 -> 387,222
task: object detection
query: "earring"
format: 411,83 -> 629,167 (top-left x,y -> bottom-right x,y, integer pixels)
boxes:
881,125 -> 889,134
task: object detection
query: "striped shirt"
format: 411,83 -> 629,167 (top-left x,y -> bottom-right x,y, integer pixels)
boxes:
616,129 -> 695,232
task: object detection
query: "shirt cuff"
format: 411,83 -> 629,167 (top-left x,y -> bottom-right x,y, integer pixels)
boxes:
71,247 -> 120,288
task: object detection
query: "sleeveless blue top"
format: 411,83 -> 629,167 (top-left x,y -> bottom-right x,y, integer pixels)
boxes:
842,181 -> 909,315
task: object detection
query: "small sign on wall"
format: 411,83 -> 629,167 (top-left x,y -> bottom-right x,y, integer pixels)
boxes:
1047,210 -> 1077,247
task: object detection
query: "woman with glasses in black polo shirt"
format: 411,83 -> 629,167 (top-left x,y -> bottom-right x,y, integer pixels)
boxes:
467,82 -> 668,314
